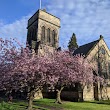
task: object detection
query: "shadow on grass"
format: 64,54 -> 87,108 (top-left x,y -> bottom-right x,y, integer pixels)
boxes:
33,99 -> 64,110
86,100 -> 110,105
0,98 -> 49,110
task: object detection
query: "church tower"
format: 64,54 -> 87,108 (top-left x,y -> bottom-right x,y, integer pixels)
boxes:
27,9 -> 60,55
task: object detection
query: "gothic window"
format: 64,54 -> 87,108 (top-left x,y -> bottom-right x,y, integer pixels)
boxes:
30,31 -> 32,39
28,31 -> 31,44
34,29 -> 37,40
101,61 -> 106,72
41,26 -> 45,42
32,29 -> 37,41
27,31 -> 29,40
47,28 -> 50,43
32,29 -> 35,40
99,48 -> 105,55
101,49 -> 105,54
31,29 -> 33,40
52,30 -> 56,46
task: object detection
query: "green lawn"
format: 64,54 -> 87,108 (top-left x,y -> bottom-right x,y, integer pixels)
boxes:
34,99 -> 110,110
0,98 -> 110,110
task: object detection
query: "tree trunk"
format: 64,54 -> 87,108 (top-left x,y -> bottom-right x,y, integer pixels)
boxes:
27,88 -> 39,110
55,86 -> 64,104
28,96 -> 33,110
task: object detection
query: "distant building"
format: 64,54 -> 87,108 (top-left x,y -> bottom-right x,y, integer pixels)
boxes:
27,9 -> 110,101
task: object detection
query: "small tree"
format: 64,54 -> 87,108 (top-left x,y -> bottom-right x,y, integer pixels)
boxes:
68,33 -> 78,52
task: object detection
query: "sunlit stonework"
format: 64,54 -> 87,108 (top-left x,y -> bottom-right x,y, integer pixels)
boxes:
27,9 -> 60,56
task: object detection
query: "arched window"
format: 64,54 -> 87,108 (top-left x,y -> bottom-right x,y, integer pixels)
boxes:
47,28 -> 50,43
28,31 -> 31,45
34,29 -> 37,40
41,26 -> 45,42
32,28 -> 37,40
52,30 -> 56,46
30,31 -> 32,39
31,29 -> 34,40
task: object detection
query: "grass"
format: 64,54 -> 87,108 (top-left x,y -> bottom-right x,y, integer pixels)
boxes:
0,99 -> 48,110
0,98 -> 110,110
34,98 -> 110,110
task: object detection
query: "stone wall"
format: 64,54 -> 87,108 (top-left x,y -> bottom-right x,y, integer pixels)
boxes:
83,85 -> 94,101
86,37 -> 110,100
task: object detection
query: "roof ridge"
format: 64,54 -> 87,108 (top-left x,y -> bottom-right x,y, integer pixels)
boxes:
73,39 -> 99,56
79,39 -> 99,47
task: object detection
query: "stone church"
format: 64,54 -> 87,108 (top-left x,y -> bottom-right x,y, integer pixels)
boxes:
73,35 -> 110,101
27,9 -> 110,101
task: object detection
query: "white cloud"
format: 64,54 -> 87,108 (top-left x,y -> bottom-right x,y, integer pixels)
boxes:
45,0 -> 110,48
0,0 -> 110,49
0,14 -> 32,46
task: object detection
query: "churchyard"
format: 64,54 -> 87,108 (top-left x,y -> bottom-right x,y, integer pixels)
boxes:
0,5 -> 110,110
0,98 -> 110,110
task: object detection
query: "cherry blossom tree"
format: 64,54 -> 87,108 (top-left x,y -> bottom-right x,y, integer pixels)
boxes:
47,51 -> 98,104
11,48 -> 49,110
0,38 -> 53,110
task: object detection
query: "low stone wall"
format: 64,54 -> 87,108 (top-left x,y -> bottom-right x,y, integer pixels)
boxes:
43,91 -> 79,101
61,91 -> 78,101
43,91 -> 56,99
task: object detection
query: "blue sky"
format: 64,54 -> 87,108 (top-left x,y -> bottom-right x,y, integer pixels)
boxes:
0,0 -> 110,49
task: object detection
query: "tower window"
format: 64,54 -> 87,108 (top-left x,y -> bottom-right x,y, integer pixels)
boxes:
32,28 -> 37,41
52,30 -> 56,46
28,31 -> 31,44
32,29 -> 34,40
34,29 -> 37,40
47,28 -> 50,43
41,26 -> 45,43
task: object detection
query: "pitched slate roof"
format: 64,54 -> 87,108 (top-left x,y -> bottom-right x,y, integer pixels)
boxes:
73,40 -> 99,56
